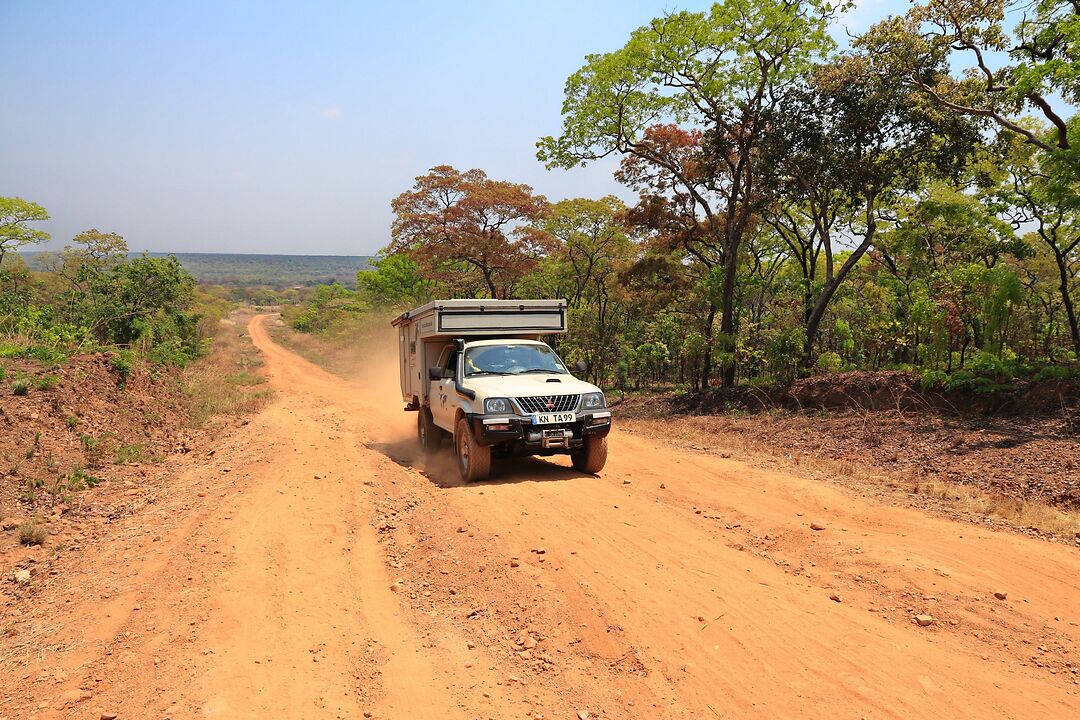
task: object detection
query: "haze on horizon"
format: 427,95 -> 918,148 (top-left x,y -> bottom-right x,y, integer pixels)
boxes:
0,0 -> 893,257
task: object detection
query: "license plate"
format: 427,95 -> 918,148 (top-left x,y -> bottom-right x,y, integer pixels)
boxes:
531,412 -> 575,425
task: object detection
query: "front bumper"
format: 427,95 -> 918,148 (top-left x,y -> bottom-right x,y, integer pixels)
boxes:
468,410 -> 612,450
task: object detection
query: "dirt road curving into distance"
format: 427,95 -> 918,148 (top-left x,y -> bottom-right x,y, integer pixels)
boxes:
5,313 -> 1078,719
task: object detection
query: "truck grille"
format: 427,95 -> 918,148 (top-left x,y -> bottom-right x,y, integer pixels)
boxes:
515,394 -> 580,414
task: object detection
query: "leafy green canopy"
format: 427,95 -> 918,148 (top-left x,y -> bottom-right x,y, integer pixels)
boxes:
0,197 -> 50,265
538,0 -> 845,168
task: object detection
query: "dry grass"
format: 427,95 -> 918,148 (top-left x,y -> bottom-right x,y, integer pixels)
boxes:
906,476 -> 1080,537
622,415 -> 1080,542
18,521 -> 46,546
182,310 -> 274,425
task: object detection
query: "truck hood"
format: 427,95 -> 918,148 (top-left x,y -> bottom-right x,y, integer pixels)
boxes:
462,373 -> 603,404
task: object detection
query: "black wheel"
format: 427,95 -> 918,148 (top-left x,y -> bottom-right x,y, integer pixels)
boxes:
455,417 -> 491,482
572,435 -> 608,474
418,408 -> 438,455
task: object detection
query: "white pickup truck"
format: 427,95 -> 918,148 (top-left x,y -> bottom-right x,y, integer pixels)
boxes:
391,299 -> 611,481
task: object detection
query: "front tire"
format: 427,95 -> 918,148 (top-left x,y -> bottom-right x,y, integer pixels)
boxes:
455,417 -> 491,482
572,435 -> 608,474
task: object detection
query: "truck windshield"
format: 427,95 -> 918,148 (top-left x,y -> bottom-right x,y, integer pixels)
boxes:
464,344 -> 567,376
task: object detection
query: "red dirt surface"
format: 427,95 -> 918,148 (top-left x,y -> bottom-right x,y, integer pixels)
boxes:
0,353 -> 193,522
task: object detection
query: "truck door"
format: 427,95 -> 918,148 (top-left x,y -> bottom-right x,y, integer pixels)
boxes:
431,349 -> 458,432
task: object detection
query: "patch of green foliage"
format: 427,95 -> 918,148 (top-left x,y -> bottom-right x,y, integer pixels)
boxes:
63,466 -> 103,491
3,222 -> 206,380
79,434 -> 107,469
225,370 -> 266,386
110,350 -> 135,382
114,444 -> 159,465
1034,365 -> 1079,382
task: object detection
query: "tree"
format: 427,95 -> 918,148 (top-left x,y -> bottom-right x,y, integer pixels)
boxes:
0,197 -> 50,266
389,166 -> 552,299
357,253 -> 432,308
762,54 -> 980,367
79,255 -> 197,349
543,196 -> 630,309
871,182 -> 1028,361
538,0 -> 844,386
859,1 -> 1078,158
993,125 -> 1080,356
541,197 -> 634,383
41,229 -> 130,293
858,1 -> 1080,359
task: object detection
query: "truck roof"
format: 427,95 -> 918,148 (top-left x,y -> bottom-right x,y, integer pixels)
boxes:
464,338 -> 548,348
391,299 -> 567,338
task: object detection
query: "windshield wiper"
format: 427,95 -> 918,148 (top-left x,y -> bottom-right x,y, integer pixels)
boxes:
467,370 -> 510,376
517,368 -> 564,374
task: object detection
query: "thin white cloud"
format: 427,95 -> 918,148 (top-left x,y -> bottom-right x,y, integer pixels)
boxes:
320,106 -> 343,120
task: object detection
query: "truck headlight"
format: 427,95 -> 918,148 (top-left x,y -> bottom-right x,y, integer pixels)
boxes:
581,392 -> 605,410
484,397 -> 511,414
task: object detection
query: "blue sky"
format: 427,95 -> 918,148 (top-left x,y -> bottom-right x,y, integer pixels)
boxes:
1,0 -> 899,255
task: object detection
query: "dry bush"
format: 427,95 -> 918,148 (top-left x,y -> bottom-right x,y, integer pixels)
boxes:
18,521 -> 46,546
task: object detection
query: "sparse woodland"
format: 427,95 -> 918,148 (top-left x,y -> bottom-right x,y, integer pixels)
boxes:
293,0 -> 1080,397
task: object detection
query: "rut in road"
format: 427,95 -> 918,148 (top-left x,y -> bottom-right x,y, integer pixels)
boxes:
5,313 -> 1078,720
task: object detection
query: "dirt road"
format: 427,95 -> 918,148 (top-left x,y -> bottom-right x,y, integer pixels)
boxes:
4,314 -> 1079,719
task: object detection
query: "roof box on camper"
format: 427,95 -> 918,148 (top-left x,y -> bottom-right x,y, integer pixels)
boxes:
391,299 -> 567,340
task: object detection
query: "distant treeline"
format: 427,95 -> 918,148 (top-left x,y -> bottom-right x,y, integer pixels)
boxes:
22,252 -> 372,289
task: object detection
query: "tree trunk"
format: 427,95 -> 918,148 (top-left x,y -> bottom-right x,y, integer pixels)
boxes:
701,302 -> 717,391
801,209 -> 877,369
718,254 -> 738,388
1054,251 -> 1080,358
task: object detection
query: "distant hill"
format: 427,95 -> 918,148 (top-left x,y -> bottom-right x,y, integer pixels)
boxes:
22,252 -> 373,288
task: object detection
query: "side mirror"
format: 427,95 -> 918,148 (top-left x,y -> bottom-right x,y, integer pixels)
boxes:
428,367 -> 444,381
574,360 -> 588,374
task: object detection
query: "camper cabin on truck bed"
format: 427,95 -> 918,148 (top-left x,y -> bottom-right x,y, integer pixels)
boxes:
391,299 -> 610,482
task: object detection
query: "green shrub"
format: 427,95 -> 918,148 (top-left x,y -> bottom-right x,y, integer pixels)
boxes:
80,435 -> 106,469
947,370 -> 1006,393
1034,365 -> 1077,382
11,378 -> 29,396
225,370 -> 266,386
114,444 -> 158,464
746,375 -> 779,390
64,466 -> 103,490
24,345 -> 67,366
945,369 -> 977,392
815,351 -> 843,373
968,350 -> 1010,379
920,369 -> 948,392
35,374 -> 59,390
110,350 -> 135,383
